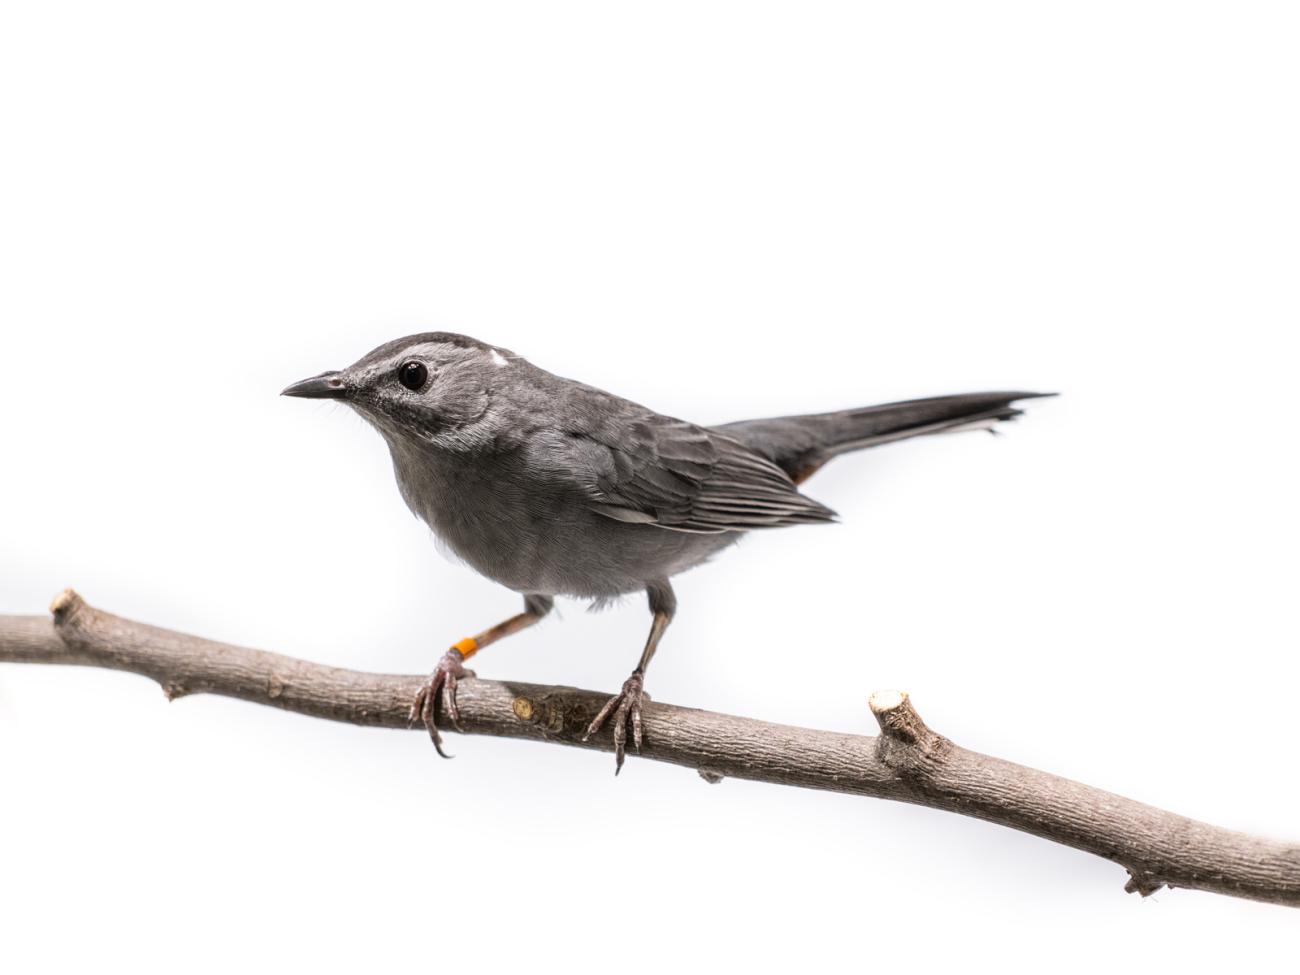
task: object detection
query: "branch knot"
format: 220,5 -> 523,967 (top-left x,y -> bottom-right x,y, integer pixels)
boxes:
1124,868 -> 1166,898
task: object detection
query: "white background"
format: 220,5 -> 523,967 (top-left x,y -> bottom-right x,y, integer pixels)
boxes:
2,2 -> 1298,970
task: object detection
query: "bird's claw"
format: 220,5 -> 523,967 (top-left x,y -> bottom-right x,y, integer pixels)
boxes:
409,648 -> 477,758
583,671 -> 647,775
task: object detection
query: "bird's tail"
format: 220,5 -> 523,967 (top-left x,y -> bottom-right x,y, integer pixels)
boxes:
714,392 -> 1053,483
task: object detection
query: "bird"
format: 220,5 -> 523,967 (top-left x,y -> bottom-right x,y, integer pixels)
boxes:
282,332 -> 1050,771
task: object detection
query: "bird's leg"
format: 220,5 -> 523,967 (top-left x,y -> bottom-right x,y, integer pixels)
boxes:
412,594 -> 553,757
584,581 -> 676,774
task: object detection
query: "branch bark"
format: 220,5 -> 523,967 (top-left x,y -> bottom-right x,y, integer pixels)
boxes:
3,589 -> 1297,908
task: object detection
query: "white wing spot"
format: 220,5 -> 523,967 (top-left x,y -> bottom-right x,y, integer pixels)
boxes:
489,349 -> 509,368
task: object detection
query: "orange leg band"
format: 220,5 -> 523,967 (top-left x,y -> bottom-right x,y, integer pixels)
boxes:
452,636 -> 479,659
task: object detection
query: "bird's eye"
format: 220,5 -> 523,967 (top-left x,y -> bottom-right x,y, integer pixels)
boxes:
398,360 -> 428,391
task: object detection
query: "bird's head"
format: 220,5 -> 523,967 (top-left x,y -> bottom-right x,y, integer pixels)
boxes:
281,332 -> 518,451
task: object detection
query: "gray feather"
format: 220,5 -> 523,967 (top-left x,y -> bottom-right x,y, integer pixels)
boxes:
715,392 -> 1053,482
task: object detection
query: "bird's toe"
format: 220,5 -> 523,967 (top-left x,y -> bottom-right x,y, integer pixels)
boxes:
584,672 -> 646,775
410,647 -> 476,759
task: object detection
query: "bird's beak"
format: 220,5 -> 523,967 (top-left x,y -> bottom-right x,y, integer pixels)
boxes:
281,371 -> 346,399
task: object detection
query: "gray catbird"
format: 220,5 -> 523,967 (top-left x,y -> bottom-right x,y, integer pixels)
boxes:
283,332 -> 1049,771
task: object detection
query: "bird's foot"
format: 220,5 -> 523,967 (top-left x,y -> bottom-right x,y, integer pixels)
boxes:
409,647 -> 477,758
583,671 -> 648,775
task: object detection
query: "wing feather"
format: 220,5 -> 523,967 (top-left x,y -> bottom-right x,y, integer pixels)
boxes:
562,407 -> 836,533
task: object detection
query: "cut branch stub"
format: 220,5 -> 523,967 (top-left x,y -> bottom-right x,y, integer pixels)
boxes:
869,689 -> 950,774
49,588 -> 81,625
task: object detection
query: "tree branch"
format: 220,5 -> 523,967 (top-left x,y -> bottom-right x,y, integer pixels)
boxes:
3,589 -> 1297,907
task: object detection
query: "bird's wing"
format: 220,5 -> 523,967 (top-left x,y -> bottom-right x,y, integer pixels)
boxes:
548,403 -> 837,534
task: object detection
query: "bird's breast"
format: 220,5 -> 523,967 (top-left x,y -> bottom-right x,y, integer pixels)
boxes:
388,441 -> 737,598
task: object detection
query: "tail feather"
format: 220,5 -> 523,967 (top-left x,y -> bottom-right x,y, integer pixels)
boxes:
714,392 -> 1053,484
